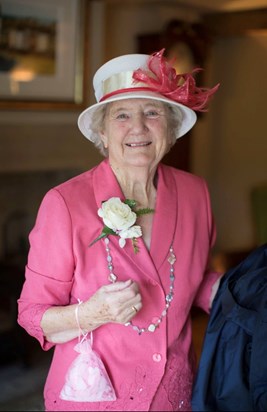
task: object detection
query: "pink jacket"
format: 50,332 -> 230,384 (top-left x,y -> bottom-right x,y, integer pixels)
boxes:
18,159 -> 220,411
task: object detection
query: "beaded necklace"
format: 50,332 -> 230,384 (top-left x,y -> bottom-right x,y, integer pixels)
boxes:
104,237 -> 176,335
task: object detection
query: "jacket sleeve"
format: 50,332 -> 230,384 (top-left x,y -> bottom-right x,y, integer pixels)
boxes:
17,188 -> 75,350
193,180 -> 222,313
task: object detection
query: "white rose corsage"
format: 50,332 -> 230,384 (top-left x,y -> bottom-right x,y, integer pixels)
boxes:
89,197 -> 154,253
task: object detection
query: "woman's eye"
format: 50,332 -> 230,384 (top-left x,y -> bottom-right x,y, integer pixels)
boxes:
116,113 -> 129,120
145,110 -> 160,118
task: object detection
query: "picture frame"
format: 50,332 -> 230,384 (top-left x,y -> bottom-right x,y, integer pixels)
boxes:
0,0 -> 88,110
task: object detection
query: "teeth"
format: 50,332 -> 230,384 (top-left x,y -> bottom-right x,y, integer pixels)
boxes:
127,142 -> 150,147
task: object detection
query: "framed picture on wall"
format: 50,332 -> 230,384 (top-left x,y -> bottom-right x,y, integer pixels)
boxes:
0,0 -> 88,110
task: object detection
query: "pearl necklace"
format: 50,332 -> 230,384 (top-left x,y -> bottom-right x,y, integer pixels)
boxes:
104,237 -> 176,335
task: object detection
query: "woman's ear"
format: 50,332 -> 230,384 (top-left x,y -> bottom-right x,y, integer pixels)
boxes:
100,131 -> 108,149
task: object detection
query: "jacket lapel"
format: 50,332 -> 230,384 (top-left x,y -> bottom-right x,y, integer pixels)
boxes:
150,164 -> 178,271
93,159 -> 123,207
92,160 -> 177,283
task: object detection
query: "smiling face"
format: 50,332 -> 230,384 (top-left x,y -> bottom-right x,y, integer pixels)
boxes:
100,98 -> 173,171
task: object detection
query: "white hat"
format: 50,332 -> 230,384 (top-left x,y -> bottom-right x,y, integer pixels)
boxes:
78,49 -> 218,142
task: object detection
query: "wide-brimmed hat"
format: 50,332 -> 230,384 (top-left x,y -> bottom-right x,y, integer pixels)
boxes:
78,49 -> 219,142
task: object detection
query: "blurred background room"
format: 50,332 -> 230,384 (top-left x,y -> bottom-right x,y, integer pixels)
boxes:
0,0 -> 267,410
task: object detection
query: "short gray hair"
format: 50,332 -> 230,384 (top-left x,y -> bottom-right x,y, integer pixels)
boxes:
90,101 -> 181,157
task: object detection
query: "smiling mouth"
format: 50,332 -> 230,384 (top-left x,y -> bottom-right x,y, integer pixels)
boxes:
126,142 -> 152,147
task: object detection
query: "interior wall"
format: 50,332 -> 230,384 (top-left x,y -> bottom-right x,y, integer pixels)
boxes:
104,1 -> 200,59
0,114 -> 102,173
193,32 -> 267,251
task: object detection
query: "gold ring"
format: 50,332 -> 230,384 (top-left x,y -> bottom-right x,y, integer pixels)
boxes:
131,306 -> 138,313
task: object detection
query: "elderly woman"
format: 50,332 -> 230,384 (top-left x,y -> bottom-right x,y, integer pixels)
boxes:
18,49 -> 221,411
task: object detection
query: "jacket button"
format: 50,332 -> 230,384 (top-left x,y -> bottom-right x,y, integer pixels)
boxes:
152,353 -> 162,362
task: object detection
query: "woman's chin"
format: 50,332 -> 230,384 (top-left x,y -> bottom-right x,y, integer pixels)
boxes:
124,159 -> 156,169
122,152 -> 159,168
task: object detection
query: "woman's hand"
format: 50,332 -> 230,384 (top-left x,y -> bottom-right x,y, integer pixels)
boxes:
41,279 -> 142,344
80,279 -> 142,329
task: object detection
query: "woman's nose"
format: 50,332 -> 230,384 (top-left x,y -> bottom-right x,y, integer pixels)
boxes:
131,113 -> 147,132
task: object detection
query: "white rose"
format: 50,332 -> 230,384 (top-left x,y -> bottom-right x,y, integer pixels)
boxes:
98,197 -> 136,231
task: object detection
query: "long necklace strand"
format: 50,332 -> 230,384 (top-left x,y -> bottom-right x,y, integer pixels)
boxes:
104,237 -> 176,335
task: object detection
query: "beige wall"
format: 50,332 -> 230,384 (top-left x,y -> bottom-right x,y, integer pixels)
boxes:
0,113 -> 102,173
1,0 -> 267,257
104,0 -> 200,59
193,33 -> 267,251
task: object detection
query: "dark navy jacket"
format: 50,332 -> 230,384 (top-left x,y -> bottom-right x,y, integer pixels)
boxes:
192,243 -> 267,411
